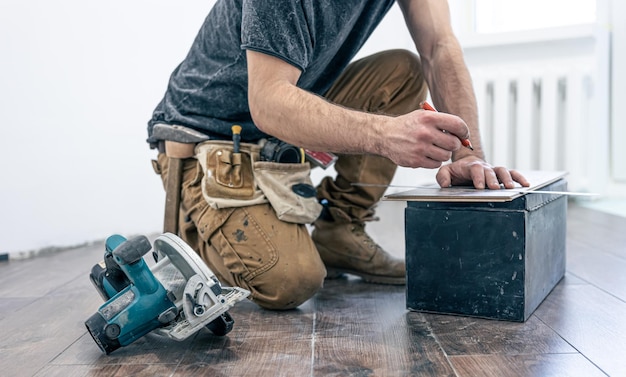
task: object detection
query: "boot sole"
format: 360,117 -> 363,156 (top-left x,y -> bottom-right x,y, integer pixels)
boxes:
325,266 -> 406,285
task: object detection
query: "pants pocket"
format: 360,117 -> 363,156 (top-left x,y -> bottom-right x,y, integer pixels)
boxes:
209,208 -> 279,281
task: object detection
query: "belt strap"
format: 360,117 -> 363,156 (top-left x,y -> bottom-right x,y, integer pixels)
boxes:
163,140 -> 196,234
153,123 -> 210,235
164,157 -> 183,234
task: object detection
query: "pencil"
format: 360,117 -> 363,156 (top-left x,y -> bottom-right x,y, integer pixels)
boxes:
421,101 -> 474,151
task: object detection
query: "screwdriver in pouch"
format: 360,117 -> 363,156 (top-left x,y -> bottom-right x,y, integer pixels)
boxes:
231,125 -> 242,153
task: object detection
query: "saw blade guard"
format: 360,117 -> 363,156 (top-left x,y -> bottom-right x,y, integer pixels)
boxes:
150,233 -> 250,341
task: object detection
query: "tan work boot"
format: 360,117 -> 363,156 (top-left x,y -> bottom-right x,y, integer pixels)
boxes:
312,218 -> 405,285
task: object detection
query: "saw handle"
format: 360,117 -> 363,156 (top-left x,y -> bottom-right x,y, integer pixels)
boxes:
112,235 -> 162,296
113,236 -> 152,265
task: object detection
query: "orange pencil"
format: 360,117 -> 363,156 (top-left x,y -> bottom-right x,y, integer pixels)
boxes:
421,101 -> 474,151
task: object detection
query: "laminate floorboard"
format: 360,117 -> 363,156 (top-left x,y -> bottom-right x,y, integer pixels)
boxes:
1,202 -> 624,376
567,205 -> 626,261
449,354 -> 607,377
313,283 -> 455,376
534,283 -> 626,377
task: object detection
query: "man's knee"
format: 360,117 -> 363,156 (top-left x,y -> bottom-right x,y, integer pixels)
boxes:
251,262 -> 326,310
367,49 -> 423,81
328,48 -> 427,115
382,48 -> 420,67
203,205 -> 327,310
381,49 -> 426,94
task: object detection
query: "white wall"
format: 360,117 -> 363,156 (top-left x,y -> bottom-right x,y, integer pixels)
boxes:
0,1 -> 216,253
611,0 -> 626,183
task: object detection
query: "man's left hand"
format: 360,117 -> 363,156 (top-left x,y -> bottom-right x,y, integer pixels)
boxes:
436,156 -> 531,189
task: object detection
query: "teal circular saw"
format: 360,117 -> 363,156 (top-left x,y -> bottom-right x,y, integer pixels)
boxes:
85,233 -> 250,354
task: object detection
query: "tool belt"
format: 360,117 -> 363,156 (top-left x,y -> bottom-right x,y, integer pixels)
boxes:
196,140 -> 321,224
153,124 -> 322,232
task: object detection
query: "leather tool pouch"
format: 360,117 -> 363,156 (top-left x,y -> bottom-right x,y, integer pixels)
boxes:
195,140 -> 322,224
254,161 -> 322,224
196,140 -> 266,209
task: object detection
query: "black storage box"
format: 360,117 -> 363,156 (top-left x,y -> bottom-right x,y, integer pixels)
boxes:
396,175 -> 567,322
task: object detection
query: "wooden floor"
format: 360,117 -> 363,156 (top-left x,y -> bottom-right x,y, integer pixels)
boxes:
1,202 -> 625,377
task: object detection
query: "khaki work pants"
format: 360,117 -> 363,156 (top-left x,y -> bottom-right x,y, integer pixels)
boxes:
156,49 -> 428,310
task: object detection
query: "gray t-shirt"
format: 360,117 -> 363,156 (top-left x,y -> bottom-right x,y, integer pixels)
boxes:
148,0 -> 395,143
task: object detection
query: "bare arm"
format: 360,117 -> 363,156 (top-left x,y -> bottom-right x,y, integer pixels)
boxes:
397,0 -> 482,161
247,51 -> 385,156
247,50 -> 469,169
397,0 -> 529,188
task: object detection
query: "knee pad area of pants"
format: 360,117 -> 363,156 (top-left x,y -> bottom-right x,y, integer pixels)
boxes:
250,263 -> 326,310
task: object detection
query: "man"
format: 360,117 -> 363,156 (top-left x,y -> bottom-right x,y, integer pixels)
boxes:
148,0 -> 529,310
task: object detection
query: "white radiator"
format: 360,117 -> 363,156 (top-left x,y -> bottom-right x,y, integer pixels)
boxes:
471,62 -> 594,191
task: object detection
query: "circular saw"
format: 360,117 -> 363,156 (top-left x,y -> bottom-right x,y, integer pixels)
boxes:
85,232 -> 250,354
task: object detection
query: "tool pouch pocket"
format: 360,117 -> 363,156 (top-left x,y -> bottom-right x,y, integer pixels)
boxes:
195,140 -> 322,224
196,141 -> 267,209
253,161 -> 322,224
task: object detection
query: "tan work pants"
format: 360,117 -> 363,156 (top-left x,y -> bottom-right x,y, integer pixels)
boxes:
156,49 -> 427,310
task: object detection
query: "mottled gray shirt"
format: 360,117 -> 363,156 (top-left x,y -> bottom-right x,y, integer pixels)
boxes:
148,0 -> 396,143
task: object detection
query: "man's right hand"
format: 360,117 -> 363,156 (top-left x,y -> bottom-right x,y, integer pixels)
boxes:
381,109 -> 470,169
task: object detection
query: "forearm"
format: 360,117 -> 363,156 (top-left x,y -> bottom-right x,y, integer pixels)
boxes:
248,63 -> 390,155
424,37 -> 484,161
399,0 -> 485,161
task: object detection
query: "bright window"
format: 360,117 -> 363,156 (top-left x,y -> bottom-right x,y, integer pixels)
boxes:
475,0 -> 597,33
